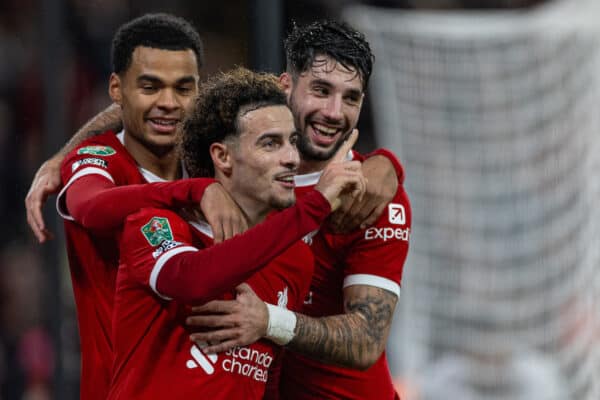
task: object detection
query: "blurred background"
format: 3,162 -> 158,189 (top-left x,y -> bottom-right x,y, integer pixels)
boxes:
2,0 -> 597,399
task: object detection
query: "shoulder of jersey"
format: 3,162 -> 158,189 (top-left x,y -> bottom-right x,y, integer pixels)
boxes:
74,131 -> 121,157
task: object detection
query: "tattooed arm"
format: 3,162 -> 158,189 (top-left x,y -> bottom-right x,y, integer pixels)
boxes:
59,103 -> 123,156
25,103 -> 123,242
288,285 -> 397,370
189,284 -> 398,370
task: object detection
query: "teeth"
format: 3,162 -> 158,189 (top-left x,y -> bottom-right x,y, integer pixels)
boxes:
152,119 -> 177,126
313,123 -> 337,136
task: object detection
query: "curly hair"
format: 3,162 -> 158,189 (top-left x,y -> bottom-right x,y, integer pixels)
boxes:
284,19 -> 374,90
182,67 -> 288,178
111,13 -> 204,74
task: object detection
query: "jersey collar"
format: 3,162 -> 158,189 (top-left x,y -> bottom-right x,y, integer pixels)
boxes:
116,130 -> 189,183
294,150 -> 355,187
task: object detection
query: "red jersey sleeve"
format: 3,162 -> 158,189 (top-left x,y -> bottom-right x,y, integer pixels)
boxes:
121,190 -> 331,305
57,132 -> 216,231
342,184 -> 411,297
60,138 -> 134,188
119,208 -> 197,300
365,148 -> 405,185
61,175 -> 215,230
58,135 -> 137,221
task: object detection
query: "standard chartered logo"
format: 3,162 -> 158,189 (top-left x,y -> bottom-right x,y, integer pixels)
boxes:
186,342 -> 218,374
222,347 -> 273,382
186,343 -> 273,382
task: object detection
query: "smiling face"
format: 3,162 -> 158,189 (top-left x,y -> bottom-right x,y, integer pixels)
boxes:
282,55 -> 364,167
224,105 -> 299,219
109,46 -> 199,155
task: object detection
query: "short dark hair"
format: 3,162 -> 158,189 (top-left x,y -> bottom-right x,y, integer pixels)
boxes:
284,19 -> 375,89
182,67 -> 288,178
111,13 -> 204,74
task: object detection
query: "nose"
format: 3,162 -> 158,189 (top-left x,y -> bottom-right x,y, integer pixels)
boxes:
157,88 -> 179,111
281,142 -> 300,170
322,95 -> 343,122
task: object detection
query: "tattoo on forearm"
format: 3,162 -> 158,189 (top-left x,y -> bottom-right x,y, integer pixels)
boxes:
59,104 -> 123,156
288,287 -> 397,368
346,294 -> 393,344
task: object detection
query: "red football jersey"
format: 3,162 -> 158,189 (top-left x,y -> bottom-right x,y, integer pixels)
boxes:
57,131 -> 148,400
281,150 -> 411,400
109,208 -> 314,400
56,131 -> 176,400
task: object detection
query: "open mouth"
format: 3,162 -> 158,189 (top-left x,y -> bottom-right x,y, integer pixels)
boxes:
274,173 -> 296,188
310,123 -> 341,146
148,118 -> 179,133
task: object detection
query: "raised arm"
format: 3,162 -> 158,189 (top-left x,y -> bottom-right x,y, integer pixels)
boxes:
125,131 -> 366,305
25,103 -> 123,242
329,148 -> 402,233
124,191 -> 332,305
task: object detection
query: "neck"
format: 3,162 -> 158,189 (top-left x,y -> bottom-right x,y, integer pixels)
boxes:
123,131 -> 181,181
234,196 -> 270,228
217,177 -> 270,228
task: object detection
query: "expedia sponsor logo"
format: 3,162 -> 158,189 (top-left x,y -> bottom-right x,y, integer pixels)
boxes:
152,240 -> 183,259
388,203 -> 406,225
365,227 -> 410,242
71,157 -> 108,172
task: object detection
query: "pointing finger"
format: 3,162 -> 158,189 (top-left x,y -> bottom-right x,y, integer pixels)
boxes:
331,129 -> 358,164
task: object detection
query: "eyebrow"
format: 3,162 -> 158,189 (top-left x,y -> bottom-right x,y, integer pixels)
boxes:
257,132 -> 283,142
136,75 -> 197,85
176,76 -> 198,85
256,130 -> 299,143
311,78 -> 363,98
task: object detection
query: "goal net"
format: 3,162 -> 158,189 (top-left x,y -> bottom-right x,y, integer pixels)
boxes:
345,1 -> 600,399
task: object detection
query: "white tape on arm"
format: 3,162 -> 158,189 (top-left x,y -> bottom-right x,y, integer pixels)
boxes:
265,303 -> 297,346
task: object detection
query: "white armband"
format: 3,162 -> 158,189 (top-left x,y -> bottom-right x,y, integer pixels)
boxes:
265,303 -> 297,346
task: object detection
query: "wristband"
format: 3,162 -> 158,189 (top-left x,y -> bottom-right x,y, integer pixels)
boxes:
265,303 -> 297,346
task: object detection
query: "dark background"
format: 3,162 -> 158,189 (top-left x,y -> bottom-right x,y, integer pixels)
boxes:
0,0 -> 549,398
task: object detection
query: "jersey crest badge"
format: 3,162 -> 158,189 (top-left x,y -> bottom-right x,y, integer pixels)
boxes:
277,287 -> 289,309
77,145 -> 116,156
141,217 -> 174,246
302,229 -> 318,246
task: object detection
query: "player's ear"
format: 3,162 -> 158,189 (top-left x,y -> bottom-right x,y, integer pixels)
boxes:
279,72 -> 293,98
210,142 -> 232,176
109,73 -> 123,105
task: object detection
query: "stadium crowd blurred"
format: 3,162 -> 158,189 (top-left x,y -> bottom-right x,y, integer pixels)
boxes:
1,0 -> 552,399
